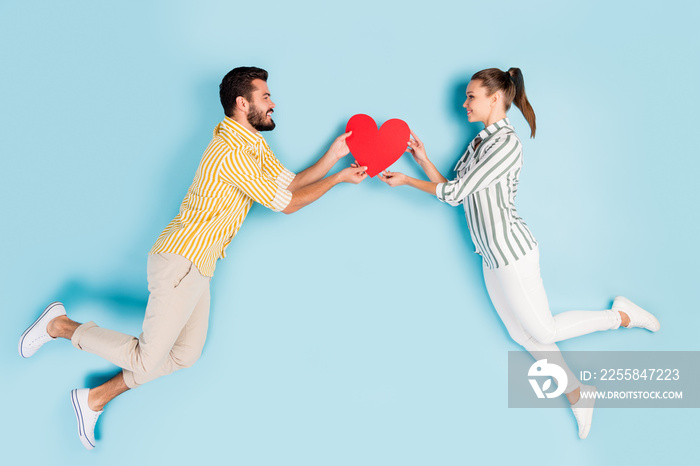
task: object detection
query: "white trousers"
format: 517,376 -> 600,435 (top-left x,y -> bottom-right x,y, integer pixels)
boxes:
482,247 -> 621,392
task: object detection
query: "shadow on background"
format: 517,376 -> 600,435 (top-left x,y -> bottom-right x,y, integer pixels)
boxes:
130,75 -> 223,259
445,74 -> 484,279
448,77 -> 472,131
53,279 -> 149,318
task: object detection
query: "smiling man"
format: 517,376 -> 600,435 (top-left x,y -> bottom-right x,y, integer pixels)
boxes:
18,66 -> 367,450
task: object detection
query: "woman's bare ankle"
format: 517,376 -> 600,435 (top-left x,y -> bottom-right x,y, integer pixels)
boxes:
566,387 -> 581,405
619,311 -> 630,328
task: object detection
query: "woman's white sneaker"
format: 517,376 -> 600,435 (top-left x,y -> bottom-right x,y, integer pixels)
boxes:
571,385 -> 596,439
18,302 -> 66,358
613,296 -> 660,332
71,389 -> 103,450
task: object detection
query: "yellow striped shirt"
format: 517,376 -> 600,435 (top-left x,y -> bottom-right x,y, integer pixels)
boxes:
150,117 -> 295,277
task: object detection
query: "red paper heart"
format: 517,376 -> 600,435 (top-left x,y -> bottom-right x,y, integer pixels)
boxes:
345,114 -> 410,178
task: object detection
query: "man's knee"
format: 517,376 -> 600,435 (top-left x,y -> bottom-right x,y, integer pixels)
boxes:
170,347 -> 204,370
127,347 -> 203,386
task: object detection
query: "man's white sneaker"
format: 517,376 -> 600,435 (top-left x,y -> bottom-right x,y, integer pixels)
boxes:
571,385 -> 596,439
18,302 -> 66,358
613,296 -> 660,332
71,389 -> 102,450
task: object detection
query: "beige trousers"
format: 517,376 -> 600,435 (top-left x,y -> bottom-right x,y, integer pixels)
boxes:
71,253 -> 211,388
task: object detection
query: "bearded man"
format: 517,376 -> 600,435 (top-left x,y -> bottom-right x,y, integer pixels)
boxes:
19,66 -> 367,450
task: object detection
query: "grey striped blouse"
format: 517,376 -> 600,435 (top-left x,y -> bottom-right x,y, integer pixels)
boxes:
436,118 -> 537,269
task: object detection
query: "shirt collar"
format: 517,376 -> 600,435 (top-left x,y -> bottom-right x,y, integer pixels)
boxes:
217,116 -> 263,145
476,117 -> 512,141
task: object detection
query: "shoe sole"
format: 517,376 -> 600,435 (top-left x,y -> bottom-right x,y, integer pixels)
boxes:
71,389 -> 95,450
580,397 -> 595,439
579,387 -> 596,439
18,302 -> 64,358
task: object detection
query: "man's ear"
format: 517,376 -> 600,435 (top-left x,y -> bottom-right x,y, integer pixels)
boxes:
235,95 -> 248,114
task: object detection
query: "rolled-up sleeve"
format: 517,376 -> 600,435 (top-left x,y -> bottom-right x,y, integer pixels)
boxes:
270,186 -> 292,212
220,147 -> 292,212
436,181 -> 462,206
437,134 -> 521,206
275,167 -> 296,190
261,141 -> 296,190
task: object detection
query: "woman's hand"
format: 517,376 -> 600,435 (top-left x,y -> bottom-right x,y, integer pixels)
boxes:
378,170 -> 409,187
407,130 -> 429,165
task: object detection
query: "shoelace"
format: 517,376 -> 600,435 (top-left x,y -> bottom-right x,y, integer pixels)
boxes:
571,406 -> 584,424
87,410 -> 103,431
29,334 -> 53,346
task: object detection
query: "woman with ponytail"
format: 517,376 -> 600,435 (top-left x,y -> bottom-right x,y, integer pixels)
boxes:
379,67 -> 660,439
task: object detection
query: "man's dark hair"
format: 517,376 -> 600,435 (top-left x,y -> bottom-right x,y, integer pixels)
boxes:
219,67 -> 268,117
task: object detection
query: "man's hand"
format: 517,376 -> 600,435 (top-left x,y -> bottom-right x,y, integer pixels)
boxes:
326,131 -> 352,161
287,131 -> 353,192
338,163 -> 368,184
282,161 -> 367,214
378,170 -> 408,187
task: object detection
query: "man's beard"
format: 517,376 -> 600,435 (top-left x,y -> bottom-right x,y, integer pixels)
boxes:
248,105 -> 275,131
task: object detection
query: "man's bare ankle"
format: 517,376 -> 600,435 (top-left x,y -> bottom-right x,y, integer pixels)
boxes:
87,390 -> 104,412
47,315 -> 64,338
47,315 -> 76,339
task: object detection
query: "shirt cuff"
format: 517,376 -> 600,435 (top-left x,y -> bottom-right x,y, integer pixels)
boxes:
270,187 -> 292,212
276,168 -> 296,190
435,182 -> 446,202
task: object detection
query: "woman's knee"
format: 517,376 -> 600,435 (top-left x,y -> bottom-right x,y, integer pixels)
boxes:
506,327 -> 533,348
527,326 -> 557,345
514,315 -> 557,345
509,329 -> 556,349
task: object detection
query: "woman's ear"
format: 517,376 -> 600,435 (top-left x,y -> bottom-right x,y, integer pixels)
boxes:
490,91 -> 501,108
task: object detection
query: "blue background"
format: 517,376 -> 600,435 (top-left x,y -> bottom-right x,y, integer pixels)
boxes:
2,0 -> 698,464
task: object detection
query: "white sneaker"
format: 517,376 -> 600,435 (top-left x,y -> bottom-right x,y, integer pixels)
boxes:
18,302 -> 66,358
71,389 -> 103,450
613,296 -> 660,332
571,385 -> 596,439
